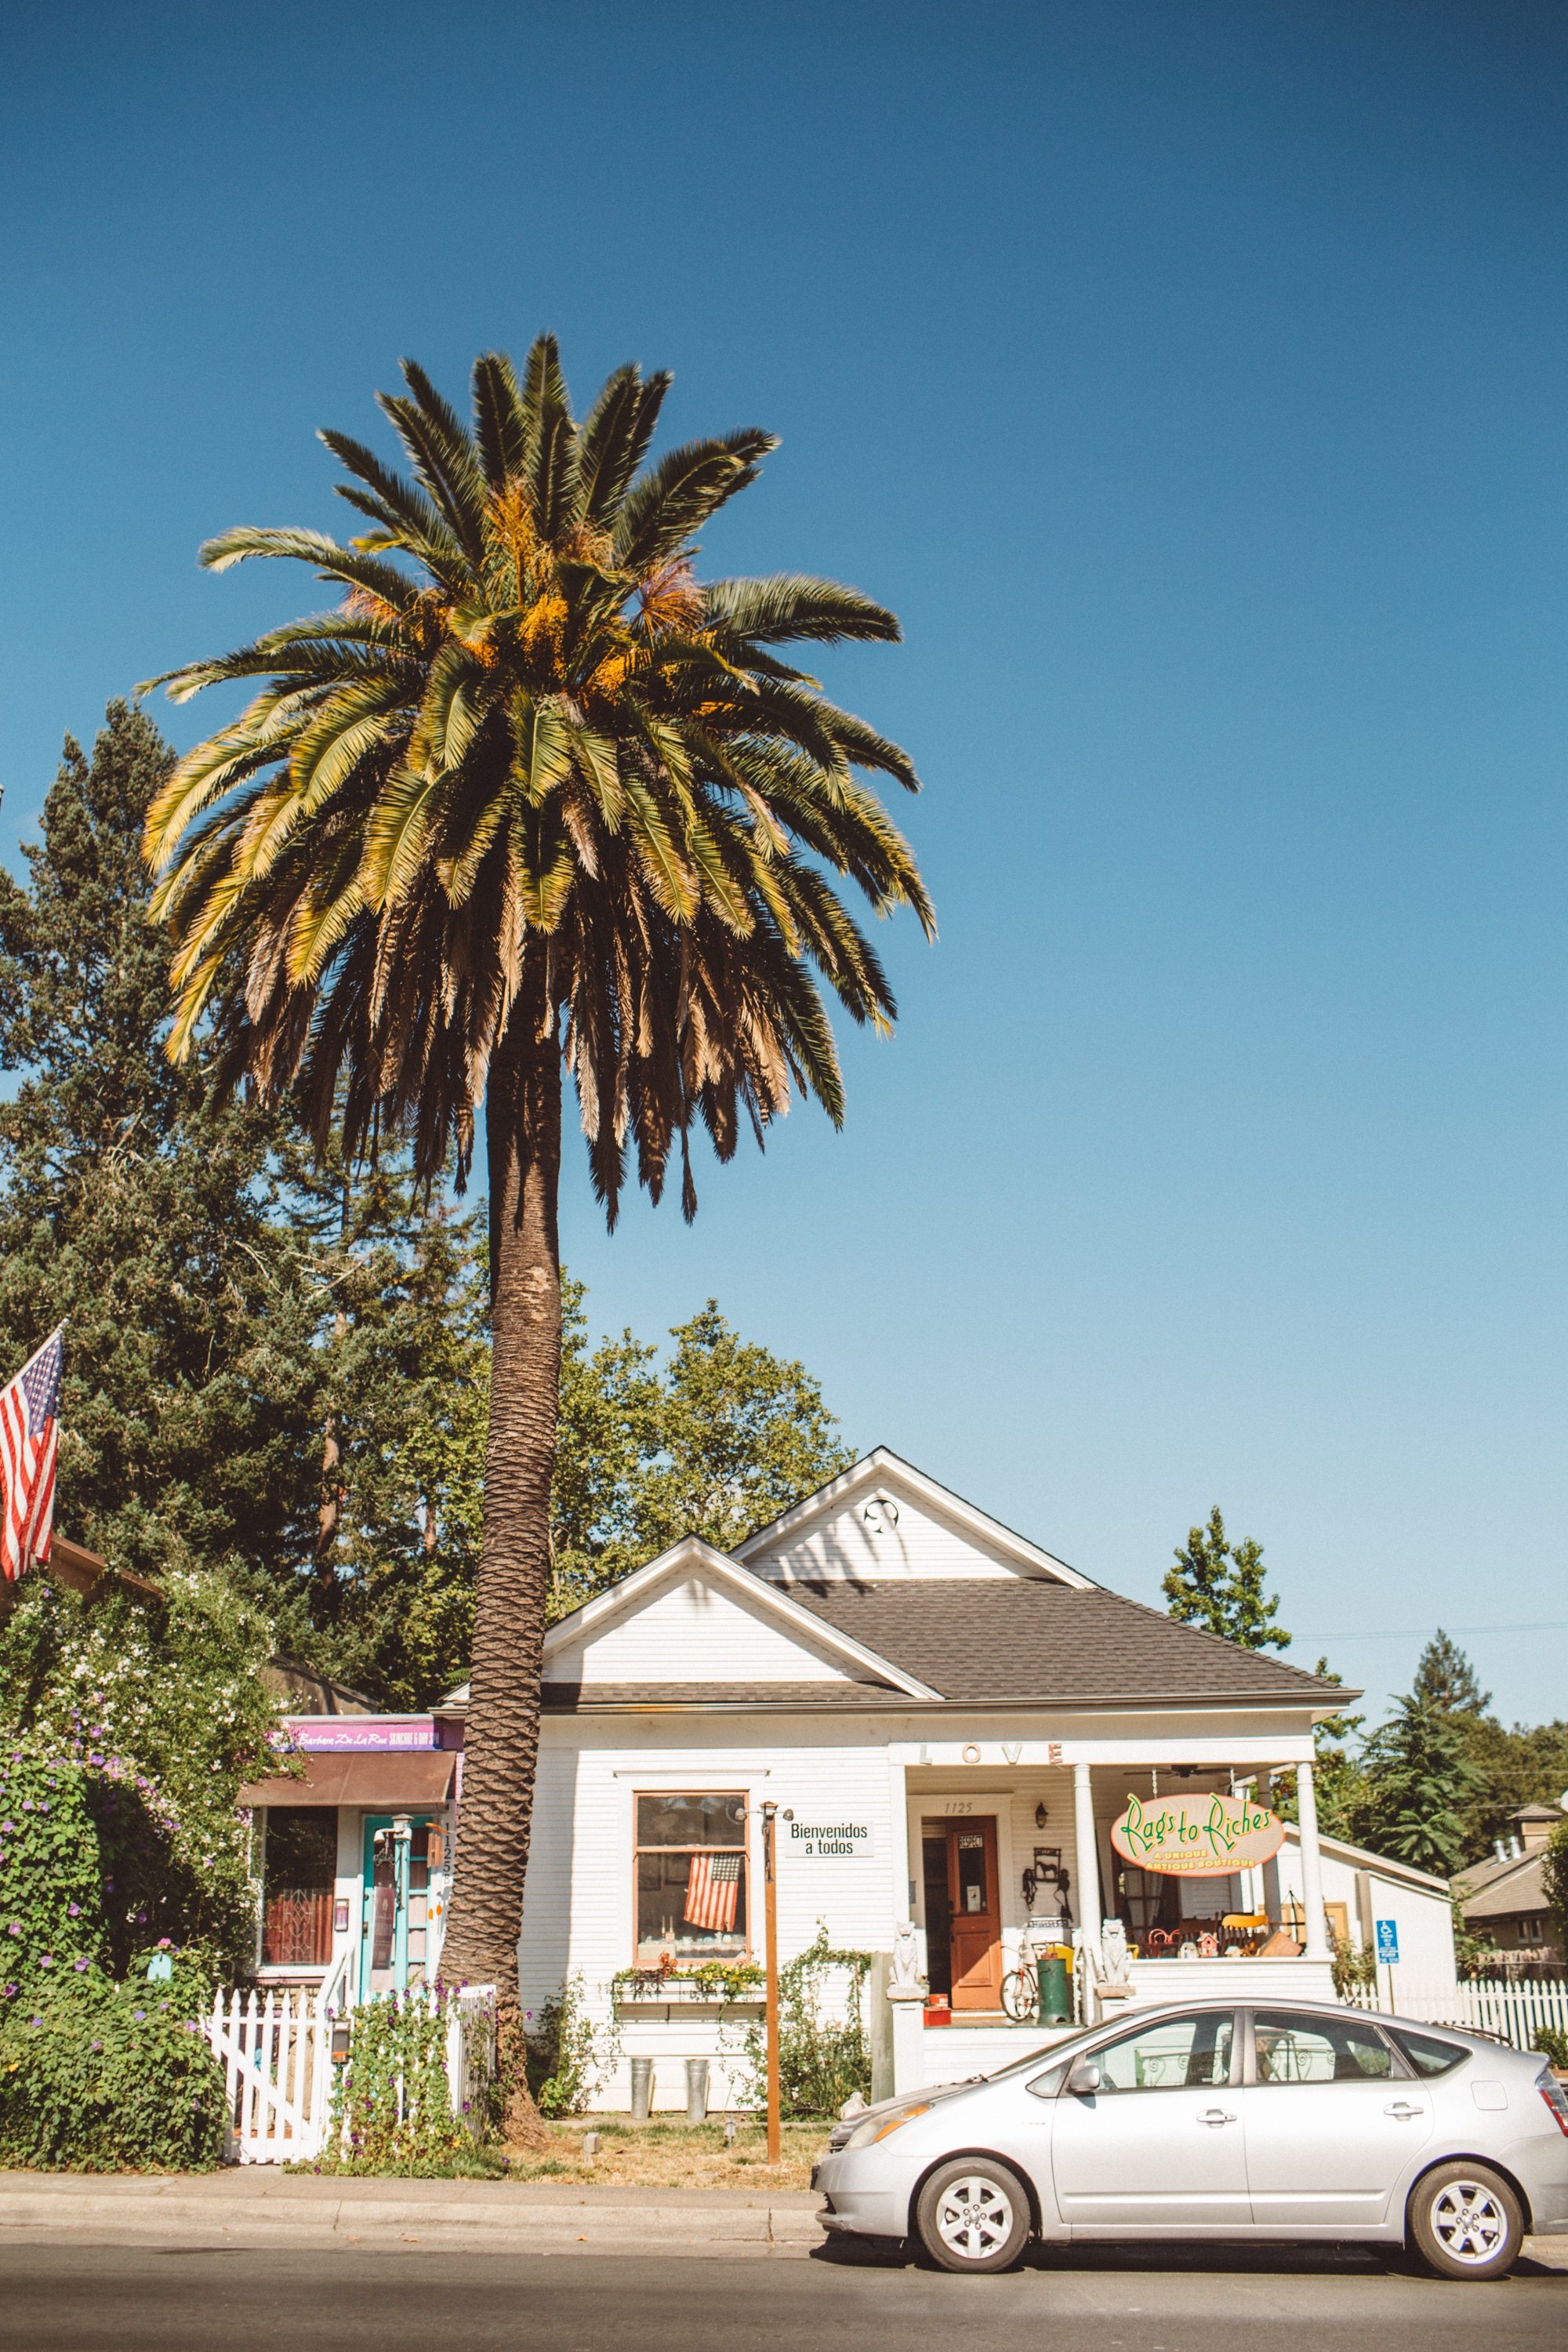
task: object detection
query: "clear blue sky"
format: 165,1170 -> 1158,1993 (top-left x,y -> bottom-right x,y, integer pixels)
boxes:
3,2 -> 1564,1728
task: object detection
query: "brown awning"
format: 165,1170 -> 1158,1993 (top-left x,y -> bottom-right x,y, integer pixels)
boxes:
238,1753 -> 455,1809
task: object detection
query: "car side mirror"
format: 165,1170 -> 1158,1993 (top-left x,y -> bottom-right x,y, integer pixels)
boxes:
1066,2060 -> 1102,2096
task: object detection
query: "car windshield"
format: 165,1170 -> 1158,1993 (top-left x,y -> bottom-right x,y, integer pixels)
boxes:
982,2023 -> 1101,2081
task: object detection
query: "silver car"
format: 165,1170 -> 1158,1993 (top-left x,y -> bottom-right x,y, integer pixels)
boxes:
813,1998 -> 1568,2280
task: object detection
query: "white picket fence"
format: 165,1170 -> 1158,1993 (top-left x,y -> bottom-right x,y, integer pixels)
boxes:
1344,1976 -> 1568,2049
203,1975 -> 497,2163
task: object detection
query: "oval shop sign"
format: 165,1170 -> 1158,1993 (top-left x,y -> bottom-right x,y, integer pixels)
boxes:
1110,1789 -> 1285,1875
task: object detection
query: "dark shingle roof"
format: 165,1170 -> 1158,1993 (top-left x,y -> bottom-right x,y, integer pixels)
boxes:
773,1578 -> 1346,1704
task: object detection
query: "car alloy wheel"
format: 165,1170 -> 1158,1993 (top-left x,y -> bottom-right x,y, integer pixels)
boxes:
916,2158 -> 1031,2274
1409,2161 -> 1523,2281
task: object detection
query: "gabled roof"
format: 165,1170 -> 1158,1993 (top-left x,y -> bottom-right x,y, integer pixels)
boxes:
539,1534 -> 942,1700
1455,1849 -> 1551,1922
736,1449 -> 1093,1587
1283,1823 -> 1450,1894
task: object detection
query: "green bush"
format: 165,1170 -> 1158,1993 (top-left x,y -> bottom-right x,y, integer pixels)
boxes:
0,1961 -> 226,2171
0,1744 -> 105,1987
739,1926 -> 872,2118
525,1975 -> 618,2117
317,1991 -> 476,2173
1532,2025 -> 1568,2071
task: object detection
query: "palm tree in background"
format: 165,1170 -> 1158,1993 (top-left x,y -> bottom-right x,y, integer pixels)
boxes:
141,337 -> 932,2125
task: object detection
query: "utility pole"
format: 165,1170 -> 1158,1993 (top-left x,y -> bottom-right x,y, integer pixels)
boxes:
762,1801 -> 780,2164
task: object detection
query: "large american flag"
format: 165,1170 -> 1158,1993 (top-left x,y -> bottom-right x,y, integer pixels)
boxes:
684,1850 -> 742,1934
0,1328 -> 63,1584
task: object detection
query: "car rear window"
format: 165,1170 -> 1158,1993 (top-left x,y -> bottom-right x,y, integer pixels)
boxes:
1390,2027 -> 1467,2077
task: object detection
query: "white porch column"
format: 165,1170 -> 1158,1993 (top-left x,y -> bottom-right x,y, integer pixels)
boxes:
1072,1762 -> 1102,1945
1295,1758 -> 1330,1960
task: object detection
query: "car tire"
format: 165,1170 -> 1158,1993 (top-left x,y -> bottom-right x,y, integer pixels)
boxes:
1406,2160 -> 1524,2281
915,2156 -> 1032,2274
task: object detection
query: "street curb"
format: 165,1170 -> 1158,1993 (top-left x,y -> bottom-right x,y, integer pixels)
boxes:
0,2174 -> 829,2256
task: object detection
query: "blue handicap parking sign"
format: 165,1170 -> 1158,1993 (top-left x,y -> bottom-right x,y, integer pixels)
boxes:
1375,1918 -> 1399,1965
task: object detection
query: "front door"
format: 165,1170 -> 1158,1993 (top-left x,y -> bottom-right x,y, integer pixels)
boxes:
359,1815 -> 437,1998
1051,2009 -> 1249,2231
922,1818 -> 1003,2009
1243,2008 -> 1434,2231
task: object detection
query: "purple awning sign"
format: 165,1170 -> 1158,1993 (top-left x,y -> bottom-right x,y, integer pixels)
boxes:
287,1718 -> 436,1752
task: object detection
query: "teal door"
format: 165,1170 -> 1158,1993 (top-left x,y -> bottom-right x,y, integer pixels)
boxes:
360,1815 -> 438,1998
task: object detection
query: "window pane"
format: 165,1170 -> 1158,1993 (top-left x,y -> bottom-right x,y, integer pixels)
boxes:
261,1809 -> 337,1967
1391,2027 -> 1466,2078
637,1792 -> 746,1849
264,1807 -> 337,1890
1254,2010 -> 1395,2084
636,1849 -> 747,1963
956,1831 -> 988,1913
1097,2011 -> 1234,2091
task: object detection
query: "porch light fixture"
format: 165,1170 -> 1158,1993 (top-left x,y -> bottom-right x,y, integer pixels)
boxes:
1034,1803 -> 1048,1829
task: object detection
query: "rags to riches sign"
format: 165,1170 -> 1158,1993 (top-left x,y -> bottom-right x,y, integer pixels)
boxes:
788,1817 -> 873,1859
1110,1789 -> 1285,1875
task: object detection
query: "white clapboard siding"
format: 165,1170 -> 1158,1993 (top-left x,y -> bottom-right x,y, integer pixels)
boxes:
547,1571 -> 862,1684
1342,1976 -> 1568,2048
748,1488 -> 1042,1585
524,1722 -> 900,2108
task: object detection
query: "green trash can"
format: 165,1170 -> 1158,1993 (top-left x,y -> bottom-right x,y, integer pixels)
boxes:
1036,1951 -> 1071,2026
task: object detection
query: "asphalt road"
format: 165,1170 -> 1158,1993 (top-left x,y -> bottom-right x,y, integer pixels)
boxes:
2,2240 -> 1563,2352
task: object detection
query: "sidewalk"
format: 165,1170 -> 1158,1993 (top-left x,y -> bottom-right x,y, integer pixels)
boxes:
0,2170 -> 829,2256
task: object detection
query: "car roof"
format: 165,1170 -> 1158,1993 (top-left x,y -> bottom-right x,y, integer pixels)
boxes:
1082,1994 -> 1524,2060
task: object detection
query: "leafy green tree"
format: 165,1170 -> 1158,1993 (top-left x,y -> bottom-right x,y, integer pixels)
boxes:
1275,1655 -> 1373,1844
1163,1506 -> 1290,1651
1404,1631 -> 1568,1861
0,704 -> 328,1600
0,1570 -> 279,1973
1357,1694 -> 1483,1875
1543,1819 -> 1568,1956
140,334 -> 932,2079
550,1292 -> 852,1612
1412,1630 -> 1490,1718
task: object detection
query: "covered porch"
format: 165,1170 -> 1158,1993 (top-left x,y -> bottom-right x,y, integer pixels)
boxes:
886,1729 -> 1337,2091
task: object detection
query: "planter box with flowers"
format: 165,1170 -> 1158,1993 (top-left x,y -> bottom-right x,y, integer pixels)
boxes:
610,1959 -> 764,2016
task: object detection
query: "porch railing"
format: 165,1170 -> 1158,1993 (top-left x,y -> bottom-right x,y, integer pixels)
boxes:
1341,1975 -> 1568,2049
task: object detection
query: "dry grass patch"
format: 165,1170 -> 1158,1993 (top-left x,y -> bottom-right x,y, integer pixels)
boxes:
501,2116 -> 828,2190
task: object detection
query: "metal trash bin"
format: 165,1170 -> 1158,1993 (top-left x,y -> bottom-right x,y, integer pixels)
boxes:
1036,1952 -> 1071,2026
684,2058 -> 710,2122
630,2056 -> 653,2120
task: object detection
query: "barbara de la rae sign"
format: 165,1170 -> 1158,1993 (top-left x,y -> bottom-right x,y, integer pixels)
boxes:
1110,1790 -> 1285,1876
789,1819 -> 872,1858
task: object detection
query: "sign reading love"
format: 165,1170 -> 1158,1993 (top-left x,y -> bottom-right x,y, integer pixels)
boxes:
1110,1789 -> 1285,1875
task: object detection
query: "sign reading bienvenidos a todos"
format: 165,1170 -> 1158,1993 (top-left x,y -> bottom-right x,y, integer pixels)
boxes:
789,1817 -> 873,1858
1110,1789 -> 1285,1875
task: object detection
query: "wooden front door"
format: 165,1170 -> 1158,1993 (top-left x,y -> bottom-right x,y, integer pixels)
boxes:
926,1818 -> 1003,2009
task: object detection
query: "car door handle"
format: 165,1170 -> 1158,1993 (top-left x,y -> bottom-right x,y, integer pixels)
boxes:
1385,2103 -> 1425,2120
1198,2109 -> 1236,2125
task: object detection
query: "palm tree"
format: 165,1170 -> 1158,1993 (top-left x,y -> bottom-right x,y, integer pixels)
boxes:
141,337 -> 933,2122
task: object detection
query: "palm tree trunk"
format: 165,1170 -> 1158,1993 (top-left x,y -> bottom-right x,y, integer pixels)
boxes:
437,964 -> 560,2148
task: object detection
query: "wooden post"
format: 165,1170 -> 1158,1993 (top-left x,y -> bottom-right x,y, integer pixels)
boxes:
762,1800 -> 780,2165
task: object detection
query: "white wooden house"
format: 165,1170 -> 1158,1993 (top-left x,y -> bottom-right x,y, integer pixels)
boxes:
243,1450 -> 1457,2105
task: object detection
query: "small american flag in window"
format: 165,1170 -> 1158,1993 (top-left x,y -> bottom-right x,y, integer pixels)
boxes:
684,1851 -> 742,1933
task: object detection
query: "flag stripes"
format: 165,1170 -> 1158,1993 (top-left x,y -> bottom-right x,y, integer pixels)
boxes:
683,1849 -> 742,1934
0,1328 -> 63,1583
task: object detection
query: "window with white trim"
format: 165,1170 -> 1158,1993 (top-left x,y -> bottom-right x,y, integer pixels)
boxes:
634,1792 -> 748,1965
